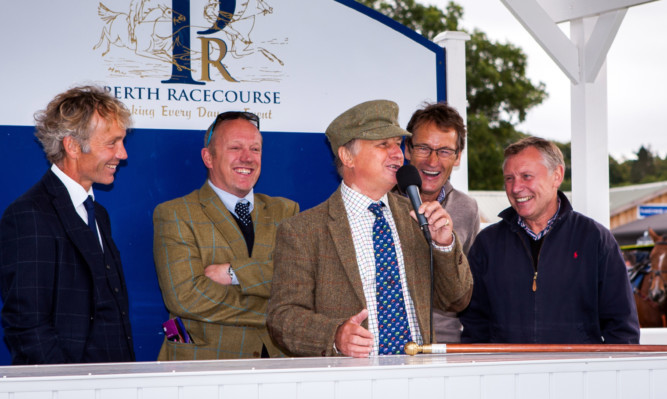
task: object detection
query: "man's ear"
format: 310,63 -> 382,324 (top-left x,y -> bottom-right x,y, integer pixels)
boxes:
201,147 -> 213,169
404,144 -> 412,162
62,136 -> 80,158
338,145 -> 354,168
553,164 -> 565,187
453,150 -> 462,167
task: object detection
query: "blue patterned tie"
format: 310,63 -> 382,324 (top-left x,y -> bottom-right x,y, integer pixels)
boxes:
368,202 -> 412,355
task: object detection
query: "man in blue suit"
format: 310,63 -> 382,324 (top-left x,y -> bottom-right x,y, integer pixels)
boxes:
0,85 -> 135,364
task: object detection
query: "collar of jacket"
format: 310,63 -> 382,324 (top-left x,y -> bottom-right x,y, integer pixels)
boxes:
499,190 -> 573,234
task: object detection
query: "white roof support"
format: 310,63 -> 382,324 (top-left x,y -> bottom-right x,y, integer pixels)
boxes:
570,18 -> 611,226
538,0 -> 657,23
500,0 -> 659,227
501,0 -> 579,82
434,31 -> 471,193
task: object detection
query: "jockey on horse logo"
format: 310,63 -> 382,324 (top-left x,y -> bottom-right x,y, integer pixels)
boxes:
93,0 -> 282,80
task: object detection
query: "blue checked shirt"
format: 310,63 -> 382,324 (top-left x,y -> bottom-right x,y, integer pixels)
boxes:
518,198 -> 561,240
341,182 -> 423,354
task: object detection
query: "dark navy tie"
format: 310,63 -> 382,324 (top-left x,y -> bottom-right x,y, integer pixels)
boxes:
368,202 -> 412,355
83,195 -> 101,245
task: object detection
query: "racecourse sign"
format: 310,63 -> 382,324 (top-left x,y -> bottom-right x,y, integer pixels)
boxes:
1,0 -> 444,132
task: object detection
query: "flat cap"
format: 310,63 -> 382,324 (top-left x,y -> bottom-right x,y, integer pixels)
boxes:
325,99 -> 411,155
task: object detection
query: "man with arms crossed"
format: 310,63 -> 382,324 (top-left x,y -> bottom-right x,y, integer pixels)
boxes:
0,85 -> 134,364
404,102 -> 480,343
460,136 -> 639,343
267,100 -> 473,357
153,111 -> 299,360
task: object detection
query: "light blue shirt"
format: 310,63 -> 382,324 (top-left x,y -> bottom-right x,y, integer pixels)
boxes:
207,180 -> 254,217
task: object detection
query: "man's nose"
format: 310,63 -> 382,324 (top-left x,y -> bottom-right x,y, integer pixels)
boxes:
239,148 -> 255,162
425,149 -> 440,165
390,143 -> 404,160
116,142 -> 128,160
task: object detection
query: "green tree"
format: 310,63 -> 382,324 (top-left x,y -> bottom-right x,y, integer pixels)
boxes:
609,155 -> 632,186
630,145 -> 657,183
358,0 -> 462,34
554,141 -> 571,191
356,0 -> 548,189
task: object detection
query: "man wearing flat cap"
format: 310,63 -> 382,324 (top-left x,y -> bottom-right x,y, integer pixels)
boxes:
267,100 -> 473,357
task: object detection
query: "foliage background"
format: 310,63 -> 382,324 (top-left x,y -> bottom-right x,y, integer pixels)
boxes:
357,0 -> 655,190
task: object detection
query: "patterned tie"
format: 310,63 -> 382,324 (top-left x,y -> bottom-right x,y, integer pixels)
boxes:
368,202 -> 412,355
235,201 -> 252,227
83,195 -> 100,245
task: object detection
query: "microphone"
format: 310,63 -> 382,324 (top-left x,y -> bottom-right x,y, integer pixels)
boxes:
396,164 -> 431,242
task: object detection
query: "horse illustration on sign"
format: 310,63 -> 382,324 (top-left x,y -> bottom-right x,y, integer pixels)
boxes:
93,0 -> 283,81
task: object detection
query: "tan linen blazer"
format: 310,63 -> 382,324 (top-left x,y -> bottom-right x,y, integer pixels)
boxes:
267,187 -> 472,356
153,182 -> 299,360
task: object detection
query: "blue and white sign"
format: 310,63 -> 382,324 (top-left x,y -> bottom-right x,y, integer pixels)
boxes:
638,204 -> 667,218
1,0 -> 444,132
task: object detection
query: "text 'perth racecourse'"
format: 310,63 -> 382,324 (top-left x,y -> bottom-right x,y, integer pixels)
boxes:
105,86 -> 281,104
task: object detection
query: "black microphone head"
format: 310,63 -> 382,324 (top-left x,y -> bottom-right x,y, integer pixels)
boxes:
396,164 -> 422,192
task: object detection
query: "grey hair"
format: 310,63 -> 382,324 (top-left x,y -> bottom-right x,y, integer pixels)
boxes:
503,136 -> 565,173
34,85 -> 131,164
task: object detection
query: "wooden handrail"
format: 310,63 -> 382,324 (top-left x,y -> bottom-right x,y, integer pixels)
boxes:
404,342 -> 667,356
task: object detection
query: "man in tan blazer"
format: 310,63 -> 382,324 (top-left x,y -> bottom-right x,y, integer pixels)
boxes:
153,111 -> 299,360
267,100 -> 473,357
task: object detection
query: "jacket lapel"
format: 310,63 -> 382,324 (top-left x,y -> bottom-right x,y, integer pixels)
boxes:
249,195 -> 272,259
326,187 -> 367,308
43,171 -> 104,269
198,183 -> 249,258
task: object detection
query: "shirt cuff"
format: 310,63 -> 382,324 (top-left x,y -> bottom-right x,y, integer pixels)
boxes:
431,234 -> 455,253
228,266 -> 240,285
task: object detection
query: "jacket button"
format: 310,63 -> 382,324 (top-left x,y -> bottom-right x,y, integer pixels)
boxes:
253,351 -> 260,358
106,265 -> 111,270
114,287 -> 119,293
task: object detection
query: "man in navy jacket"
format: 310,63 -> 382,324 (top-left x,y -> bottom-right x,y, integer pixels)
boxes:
460,136 -> 639,344
0,86 -> 135,364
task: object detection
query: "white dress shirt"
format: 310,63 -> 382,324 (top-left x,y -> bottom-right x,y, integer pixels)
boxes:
51,164 -> 103,250
340,182 -> 423,354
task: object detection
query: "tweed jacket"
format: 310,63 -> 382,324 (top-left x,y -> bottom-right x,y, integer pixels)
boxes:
0,170 -> 134,364
267,187 -> 473,357
153,182 -> 299,360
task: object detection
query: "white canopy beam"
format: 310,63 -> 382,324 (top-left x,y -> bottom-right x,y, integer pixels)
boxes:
499,0 -> 659,227
582,9 -> 626,82
537,0 -> 658,23
434,31 -> 471,192
570,17 -> 611,224
501,0 -> 579,82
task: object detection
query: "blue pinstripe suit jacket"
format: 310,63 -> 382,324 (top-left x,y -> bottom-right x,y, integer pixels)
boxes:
0,170 -> 134,364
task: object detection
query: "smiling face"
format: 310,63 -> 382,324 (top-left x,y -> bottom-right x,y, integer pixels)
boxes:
202,118 -> 262,197
63,113 -> 128,191
503,146 -> 563,233
405,122 -> 461,202
340,137 -> 404,200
